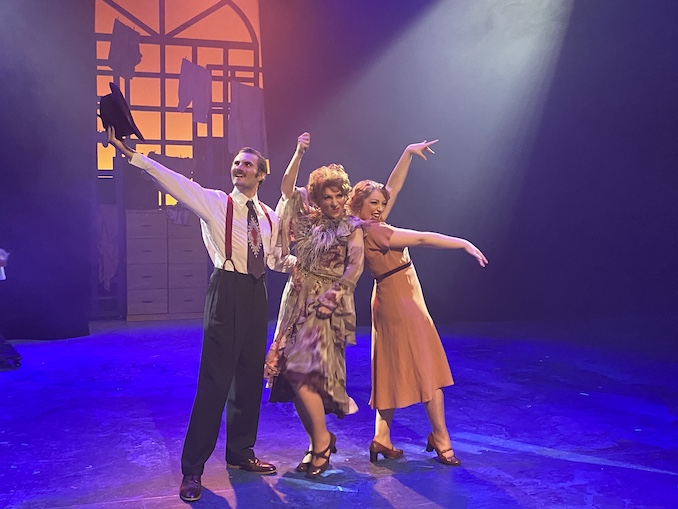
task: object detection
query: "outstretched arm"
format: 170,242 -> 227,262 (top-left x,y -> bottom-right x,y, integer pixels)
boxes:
106,126 -> 136,158
389,227 -> 488,267
280,132 -> 310,199
105,127 -> 221,221
382,139 -> 438,222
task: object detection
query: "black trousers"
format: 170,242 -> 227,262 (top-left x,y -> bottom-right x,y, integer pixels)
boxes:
181,268 -> 268,475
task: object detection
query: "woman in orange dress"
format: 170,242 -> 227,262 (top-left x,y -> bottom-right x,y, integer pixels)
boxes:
346,140 -> 487,466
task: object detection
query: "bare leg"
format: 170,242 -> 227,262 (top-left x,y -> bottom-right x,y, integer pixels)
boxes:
294,384 -> 331,468
374,408 -> 396,448
423,388 -> 456,460
293,397 -> 313,463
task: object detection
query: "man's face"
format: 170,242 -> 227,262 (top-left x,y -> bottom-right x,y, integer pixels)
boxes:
318,186 -> 347,220
231,152 -> 263,192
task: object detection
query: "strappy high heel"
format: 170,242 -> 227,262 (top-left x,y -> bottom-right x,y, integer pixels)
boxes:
369,440 -> 404,462
296,449 -> 312,472
305,432 -> 337,479
426,432 -> 461,466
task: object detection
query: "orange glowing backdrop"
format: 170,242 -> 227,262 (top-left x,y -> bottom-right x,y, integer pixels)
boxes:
94,0 -> 262,186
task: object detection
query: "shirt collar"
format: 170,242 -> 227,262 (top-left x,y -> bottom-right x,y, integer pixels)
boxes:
230,188 -> 259,209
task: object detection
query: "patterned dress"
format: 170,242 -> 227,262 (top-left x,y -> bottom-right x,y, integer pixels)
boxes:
265,188 -> 364,417
362,220 -> 453,410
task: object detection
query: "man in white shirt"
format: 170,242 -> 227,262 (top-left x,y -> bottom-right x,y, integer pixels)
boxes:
107,126 -> 291,502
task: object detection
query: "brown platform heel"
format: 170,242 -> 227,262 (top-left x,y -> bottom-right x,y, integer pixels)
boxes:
369,440 -> 404,462
426,432 -> 461,466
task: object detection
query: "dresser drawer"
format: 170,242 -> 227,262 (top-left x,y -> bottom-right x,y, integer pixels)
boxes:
127,263 -> 168,290
127,237 -> 168,264
126,210 -> 167,238
168,237 -> 205,264
127,288 -> 168,315
169,287 -> 206,314
168,213 -> 203,239
169,263 -> 209,289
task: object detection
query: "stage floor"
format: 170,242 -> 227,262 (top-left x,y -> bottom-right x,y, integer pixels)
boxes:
1,318 -> 676,508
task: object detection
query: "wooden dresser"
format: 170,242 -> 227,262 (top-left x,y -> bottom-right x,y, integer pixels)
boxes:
126,209 -> 208,321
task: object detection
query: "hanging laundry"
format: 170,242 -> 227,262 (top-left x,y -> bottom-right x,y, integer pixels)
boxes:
108,19 -> 142,80
97,204 -> 119,291
228,81 -> 267,156
178,58 -> 212,123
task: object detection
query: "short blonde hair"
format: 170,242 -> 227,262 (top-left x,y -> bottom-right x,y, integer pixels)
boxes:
346,180 -> 390,215
307,164 -> 352,206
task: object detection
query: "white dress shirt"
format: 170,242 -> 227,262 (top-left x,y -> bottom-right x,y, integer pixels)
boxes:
130,152 -> 293,274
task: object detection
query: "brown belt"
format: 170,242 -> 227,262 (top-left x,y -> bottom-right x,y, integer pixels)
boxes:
374,260 -> 412,283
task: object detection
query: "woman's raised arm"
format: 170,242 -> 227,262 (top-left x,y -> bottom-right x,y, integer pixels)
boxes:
281,132 -> 310,199
382,139 -> 438,222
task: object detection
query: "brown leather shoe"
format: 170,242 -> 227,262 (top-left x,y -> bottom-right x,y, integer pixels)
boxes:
227,457 -> 277,475
305,432 -> 337,479
426,432 -> 462,467
179,474 -> 202,502
296,450 -> 312,472
369,440 -> 404,462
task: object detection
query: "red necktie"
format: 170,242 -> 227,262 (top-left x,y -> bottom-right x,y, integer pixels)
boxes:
246,200 -> 265,278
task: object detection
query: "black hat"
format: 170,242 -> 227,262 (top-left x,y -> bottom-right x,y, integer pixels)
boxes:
99,82 -> 144,141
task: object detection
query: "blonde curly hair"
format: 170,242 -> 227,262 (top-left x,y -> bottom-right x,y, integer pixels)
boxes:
307,164 -> 352,207
346,180 -> 390,216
